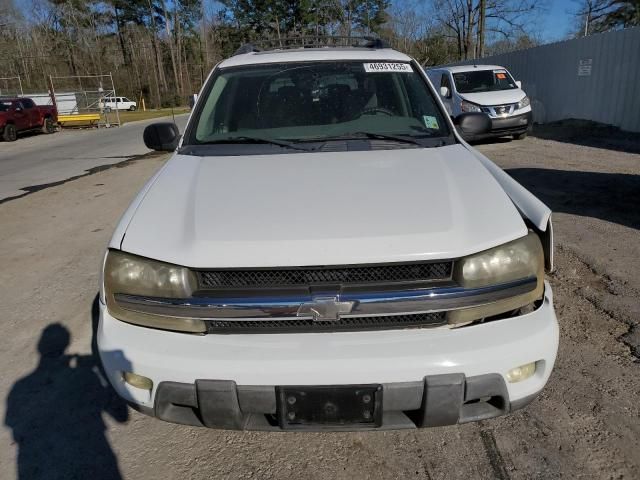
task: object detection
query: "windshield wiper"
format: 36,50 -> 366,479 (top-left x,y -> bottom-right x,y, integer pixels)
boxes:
354,131 -> 425,145
303,131 -> 424,146
202,136 -> 315,152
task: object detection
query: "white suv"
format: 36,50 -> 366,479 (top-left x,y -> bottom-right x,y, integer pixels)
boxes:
98,39 -> 558,431
427,65 -> 532,140
102,96 -> 137,112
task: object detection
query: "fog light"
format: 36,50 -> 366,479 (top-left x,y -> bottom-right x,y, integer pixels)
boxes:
123,372 -> 153,390
506,362 -> 536,383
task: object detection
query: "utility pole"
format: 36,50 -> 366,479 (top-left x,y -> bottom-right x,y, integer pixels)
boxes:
477,0 -> 486,58
584,3 -> 592,36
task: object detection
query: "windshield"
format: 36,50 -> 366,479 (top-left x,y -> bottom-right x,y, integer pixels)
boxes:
188,61 -> 450,149
0,101 -> 11,112
453,69 -> 517,93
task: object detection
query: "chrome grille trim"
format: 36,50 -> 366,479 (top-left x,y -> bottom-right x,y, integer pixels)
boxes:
480,103 -> 517,118
114,275 -> 537,321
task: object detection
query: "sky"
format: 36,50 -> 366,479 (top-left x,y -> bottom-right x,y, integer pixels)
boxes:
538,0 -> 581,42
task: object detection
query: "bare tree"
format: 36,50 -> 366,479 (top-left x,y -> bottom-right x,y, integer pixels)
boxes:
159,0 -> 181,98
432,0 -> 540,60
573,0 -> 640,36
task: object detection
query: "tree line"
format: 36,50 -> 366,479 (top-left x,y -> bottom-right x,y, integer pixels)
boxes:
0,0 -> 637,107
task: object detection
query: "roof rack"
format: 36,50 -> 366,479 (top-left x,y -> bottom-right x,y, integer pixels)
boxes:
232,36 -> 390,56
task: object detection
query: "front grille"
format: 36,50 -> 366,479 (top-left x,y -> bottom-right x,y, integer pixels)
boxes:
481,104 -> 517,117
206,312 -> 447,334
198,262 -> 452,289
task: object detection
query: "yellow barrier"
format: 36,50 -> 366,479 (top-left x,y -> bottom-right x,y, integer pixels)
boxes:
58,113 -> 101,127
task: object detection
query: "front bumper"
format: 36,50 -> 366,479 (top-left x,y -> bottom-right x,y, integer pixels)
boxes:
98,282 -> 558,431
490,111 -> 533,134
463,111 -> 533,141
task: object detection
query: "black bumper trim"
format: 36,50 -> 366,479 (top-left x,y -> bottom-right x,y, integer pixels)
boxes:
461,111 -> 532,141
149,373 -> 539,431
490,111 -> 533,131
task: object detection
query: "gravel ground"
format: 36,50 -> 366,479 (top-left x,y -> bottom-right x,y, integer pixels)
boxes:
0,130 -> 638,479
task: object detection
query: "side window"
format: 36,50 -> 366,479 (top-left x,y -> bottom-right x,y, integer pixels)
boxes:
440,74 -> 452,97
22,99 -> 35,109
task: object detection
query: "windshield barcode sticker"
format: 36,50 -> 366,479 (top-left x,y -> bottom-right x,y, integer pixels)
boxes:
364,63 -> 413,73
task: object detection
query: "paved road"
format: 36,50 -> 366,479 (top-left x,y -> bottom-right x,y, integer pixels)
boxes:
0,114 -> 189,202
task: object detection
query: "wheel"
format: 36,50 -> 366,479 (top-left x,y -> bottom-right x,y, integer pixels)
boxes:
104,107 -> 112,113
2,123 -> 17,142
513,132 -> 527,140
42,117 -> 56,134
129,105 -> 137,111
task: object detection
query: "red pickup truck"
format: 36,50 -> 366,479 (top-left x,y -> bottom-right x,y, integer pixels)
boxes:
0,97 -> 58,141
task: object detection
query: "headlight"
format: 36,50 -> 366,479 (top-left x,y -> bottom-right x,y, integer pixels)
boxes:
461,100 -> 482,113
103,250 -> 205,333
517,95 -> 530,109
449,232 -> 544,325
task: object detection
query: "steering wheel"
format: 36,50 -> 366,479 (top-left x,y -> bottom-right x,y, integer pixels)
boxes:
360,107 -> 395,117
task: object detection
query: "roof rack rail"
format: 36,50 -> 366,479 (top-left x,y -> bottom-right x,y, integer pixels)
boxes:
233,44 -> 262,56
232,36 -> 390,56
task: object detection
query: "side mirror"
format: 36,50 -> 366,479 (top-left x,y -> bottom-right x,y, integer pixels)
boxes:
515,80 -> 522,89
439,86 -> 450,98
143,122 -> 180,151
15,107 -> 22,112
454,112 -> 491,137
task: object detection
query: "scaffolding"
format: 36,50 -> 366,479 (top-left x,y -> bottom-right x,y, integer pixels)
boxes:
0,76 -> 23,97
48,73 -> 121,127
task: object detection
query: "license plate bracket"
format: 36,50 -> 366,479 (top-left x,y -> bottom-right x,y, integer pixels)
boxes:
277,384 -> 382,429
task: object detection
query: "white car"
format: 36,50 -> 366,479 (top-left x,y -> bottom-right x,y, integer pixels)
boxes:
98,40 -> 558,431
102,96 -> 137,112
427,65 -> 532,140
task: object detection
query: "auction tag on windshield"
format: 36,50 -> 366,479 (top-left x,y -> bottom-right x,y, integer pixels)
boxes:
423,115 -> 439,129
364,63 -> 413,73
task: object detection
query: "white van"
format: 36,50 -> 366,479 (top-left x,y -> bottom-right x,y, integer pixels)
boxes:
102,96 -> 137,112
427,65 -> 532,140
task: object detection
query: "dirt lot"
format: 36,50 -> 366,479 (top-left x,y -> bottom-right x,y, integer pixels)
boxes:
0,129 -> 638,479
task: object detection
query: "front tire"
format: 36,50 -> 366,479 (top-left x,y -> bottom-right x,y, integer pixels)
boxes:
129,105 -> 137,111
42,117 -> 56,134
3,124 -> 17,142
514,132 -> 527,140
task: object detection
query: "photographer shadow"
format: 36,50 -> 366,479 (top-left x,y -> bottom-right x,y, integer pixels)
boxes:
4,297 -> 130,480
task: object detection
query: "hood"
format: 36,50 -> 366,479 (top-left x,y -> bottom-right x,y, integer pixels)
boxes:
461,89 -> 525,106
120,145 -> 526,268
0,112 -> 7,125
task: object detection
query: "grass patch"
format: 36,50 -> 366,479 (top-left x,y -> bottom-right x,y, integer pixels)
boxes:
110,107 -> 190,124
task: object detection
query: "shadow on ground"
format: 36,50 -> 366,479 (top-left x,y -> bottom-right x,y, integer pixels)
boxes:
506,168 -> 640,231
469,136 -> 515,147
4,297 -> 129,480
531,121 -> 640,154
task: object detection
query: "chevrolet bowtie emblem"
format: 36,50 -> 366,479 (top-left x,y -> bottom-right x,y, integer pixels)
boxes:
297,296 -> 356,322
